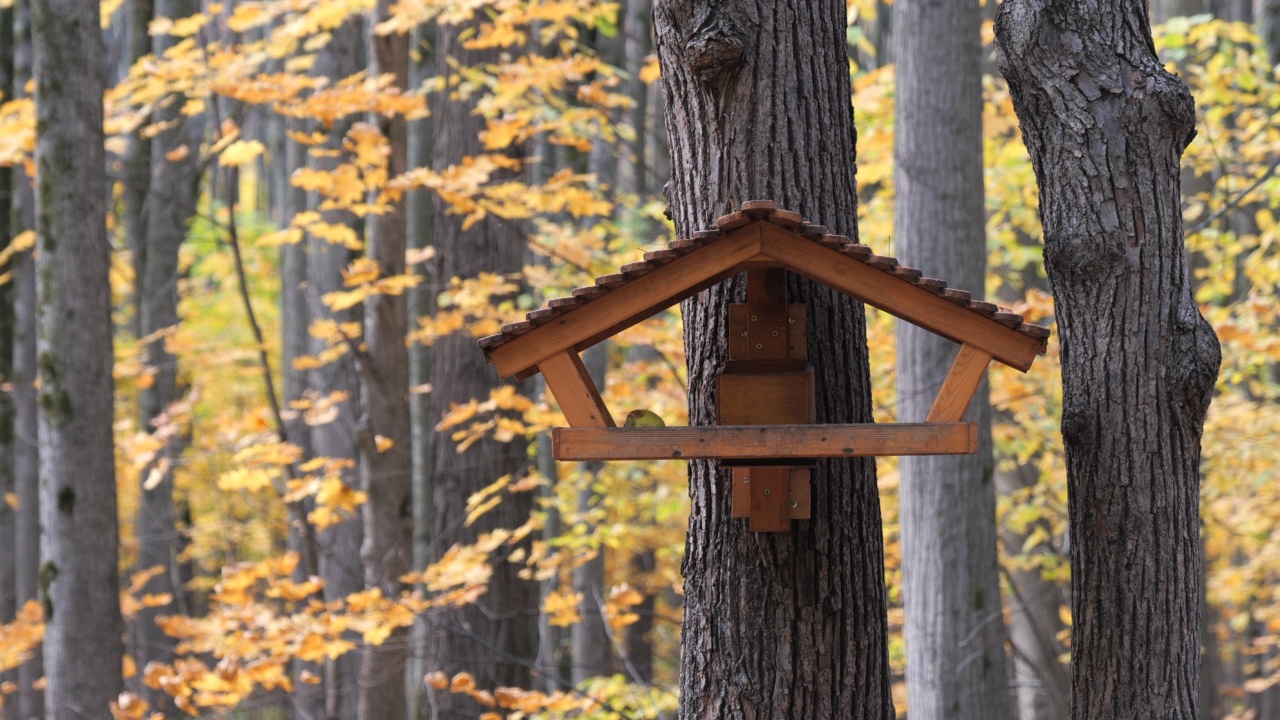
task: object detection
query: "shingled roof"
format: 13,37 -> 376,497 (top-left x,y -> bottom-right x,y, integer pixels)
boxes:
479,200 -> 1050,381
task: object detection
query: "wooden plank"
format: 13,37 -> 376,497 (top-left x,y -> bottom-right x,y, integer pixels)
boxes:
925,344 -> 992,423
717,372 -> 814,425
553,423 -> 978,460
489,225 -> 765,378
745,268 -> 789,359
538,351 -> 615,428
731,467 -> 751,517
788,304 -> 807,360
758,224 -> 1042,371
749,466 -> 790,532
789,468 -> 810,519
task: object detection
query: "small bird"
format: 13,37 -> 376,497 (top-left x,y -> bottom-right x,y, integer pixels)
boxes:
623,409 -> 666,428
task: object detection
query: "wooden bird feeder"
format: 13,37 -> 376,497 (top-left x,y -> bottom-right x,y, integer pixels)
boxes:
478,201 -> 1049,532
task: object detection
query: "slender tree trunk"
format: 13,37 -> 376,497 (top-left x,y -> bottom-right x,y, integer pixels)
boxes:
32,1 -> 125,718
10,6 -> 41,716
124,0 -> 152,340
134,4 -> 202,712
0,4 -> 16,710
893,1 -> 1014,717
654,1 -> 893,717
995,2 -> 1222,717
407,20 -> 436,720
306,19 -> 365,719
425,18 -> 538,717
996,461 -> 1070,720
357,5 -> 412,719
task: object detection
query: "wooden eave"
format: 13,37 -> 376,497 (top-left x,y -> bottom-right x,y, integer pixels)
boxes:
480,201 -> 1050,380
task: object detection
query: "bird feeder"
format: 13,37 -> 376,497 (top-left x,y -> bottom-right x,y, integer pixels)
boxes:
478,201 -> 1049,532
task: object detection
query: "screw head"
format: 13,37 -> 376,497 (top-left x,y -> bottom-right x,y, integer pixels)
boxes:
788,317 -> 795,324
755,343 -> 763,349
742,476 -> 750,483
791,501 -> 798,508
763,488 -> 771,496
750,314 -> 758,321
771,330 -> 779,337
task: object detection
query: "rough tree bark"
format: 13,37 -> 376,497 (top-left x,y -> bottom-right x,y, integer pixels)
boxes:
995,1 -> 1222,717
358,4 -> 412,718
135,3 -> 202,712
32,0 -> 125,718
654,1 -> 894,717
425,17 -> 538,717
892,1 -> 1014,717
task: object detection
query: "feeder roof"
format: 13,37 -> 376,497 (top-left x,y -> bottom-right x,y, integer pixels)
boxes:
479,200 -> 1050,380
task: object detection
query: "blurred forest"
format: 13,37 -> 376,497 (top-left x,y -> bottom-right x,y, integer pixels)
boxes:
0,0 -> 1277,718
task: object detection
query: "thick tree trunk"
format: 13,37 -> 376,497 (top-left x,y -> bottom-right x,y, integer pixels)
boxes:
892,1 -> 1014,718
654,2 -> 894,718
358,5 -> 412,718
995,2 -> 1221,717
32,1 -> 125,718
134,4 -> 201,712
306,18 -> 365,720
425,18 -> 537,717
9,5 -> 42,716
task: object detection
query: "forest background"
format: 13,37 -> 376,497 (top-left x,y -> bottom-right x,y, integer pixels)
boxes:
0,0 -> 1277,719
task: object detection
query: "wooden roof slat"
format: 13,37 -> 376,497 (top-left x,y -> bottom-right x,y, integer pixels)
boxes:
942,288 -> 972,304
758,224 -> 1043,370
1019,323 -> 1051,339
741,200 -> 777,217
572,285 -> 606,300
893,266 -> 924,280
768,208 -> 803,229
992,311 -> 1023,328
867,255 -> 899,270
842,244 -> 872,260
966,300 -> 999,317
549,296 -> 583,310
715,211 -> 751,230
917,278 -> 947,294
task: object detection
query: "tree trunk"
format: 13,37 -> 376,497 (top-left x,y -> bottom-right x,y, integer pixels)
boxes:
996,462 -> 1070,720
570,344 -> 612,686
358,5 -> 412,719
425,18 -> 538,717
135,3 -> 202,712
654,1 -> 894,717
11,5 -> 42,716
124,0 -> 152,340
0,3 -> 16,709
32,1 -> 125,718
306,18 -> 365,720
892,1 -> 1014,718
995,2 -> 1222,717
407,20 -> 436,720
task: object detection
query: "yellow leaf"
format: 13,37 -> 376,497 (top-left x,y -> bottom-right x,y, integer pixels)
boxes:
639,54 -> 661,84
217,468 -> 276,493
374,435 -> 393,452
164,145 -> 190,162
425,672 -> 448,690
342,257 -> 381,286
543,589 -> 583,627
3,493 -> 15,510
219,140 -> 265,167
1058,605 -> 1072,627
322,287 -> 369,312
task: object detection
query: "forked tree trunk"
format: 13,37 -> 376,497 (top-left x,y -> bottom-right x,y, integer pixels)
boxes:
893,1 -> 1014,717
995,1 -> 1221,717
654,1 -> 893,717
31,1 -> 125,718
